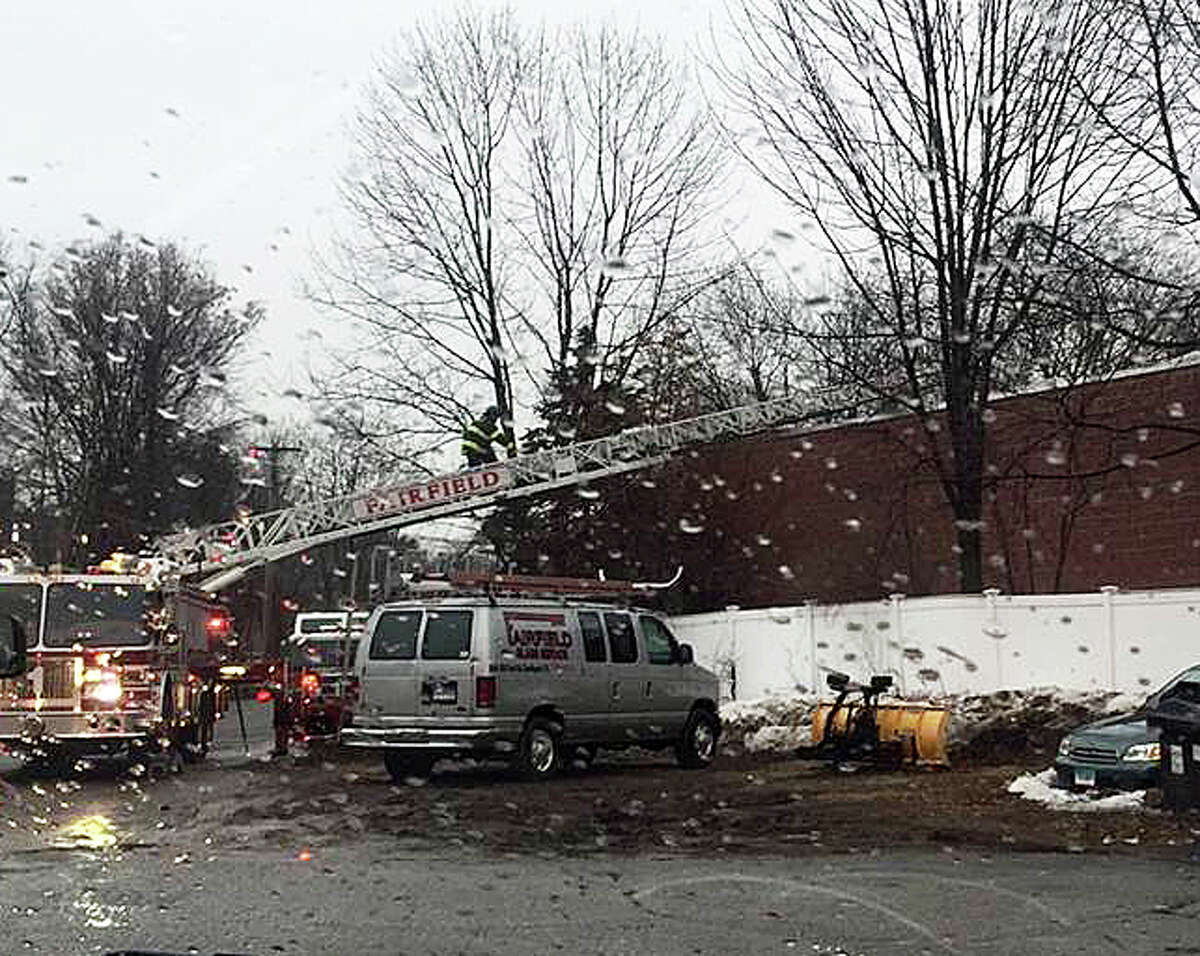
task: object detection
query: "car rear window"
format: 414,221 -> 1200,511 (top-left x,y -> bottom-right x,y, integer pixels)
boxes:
369,611 -> 421,659
421,610 -> 473,660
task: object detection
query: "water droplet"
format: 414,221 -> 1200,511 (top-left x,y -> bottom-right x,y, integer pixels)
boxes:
756,534 -> 771,546
1168,402 -> 1185,418
844,518 -> 862,532
825,457 -> 838,470
778,564 -> 795,580
577,487 -> 600,500
166,304 -> 183,318
1045,447 -> 1067,466
156,407 -> 179,421
105,350 -> 128,364
604,400 -> 625,415
100,312 -> 119,324
175,474 -> 204,489
1120,452 -> 1139,468
917,668 -> 940,682
678,518 -> 704,534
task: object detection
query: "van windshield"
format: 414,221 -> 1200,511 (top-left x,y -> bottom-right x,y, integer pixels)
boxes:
298,615 -> 346,635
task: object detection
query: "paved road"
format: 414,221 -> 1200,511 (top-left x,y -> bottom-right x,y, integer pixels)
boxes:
2,842 -> 1199,955
5,704 -> 1200,954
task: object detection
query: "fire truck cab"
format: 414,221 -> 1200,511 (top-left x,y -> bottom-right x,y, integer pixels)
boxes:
0,571 -> 228,769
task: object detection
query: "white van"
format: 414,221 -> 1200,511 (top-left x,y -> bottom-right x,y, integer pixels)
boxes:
341,596 -> 721,780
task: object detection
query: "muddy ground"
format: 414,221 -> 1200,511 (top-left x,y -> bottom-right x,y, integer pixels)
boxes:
144,745 -> 1198,861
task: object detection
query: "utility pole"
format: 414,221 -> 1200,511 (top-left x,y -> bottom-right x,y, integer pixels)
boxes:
249,442 -> 301,661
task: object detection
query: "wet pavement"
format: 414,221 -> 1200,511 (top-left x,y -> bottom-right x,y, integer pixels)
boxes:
4,702 -> 1200,953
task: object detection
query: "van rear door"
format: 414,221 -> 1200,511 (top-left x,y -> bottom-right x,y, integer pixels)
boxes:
358,609 -> 422,718
418,608 -> 476,717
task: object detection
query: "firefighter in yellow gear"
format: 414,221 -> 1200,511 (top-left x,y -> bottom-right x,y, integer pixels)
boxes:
461,406 -> 515,468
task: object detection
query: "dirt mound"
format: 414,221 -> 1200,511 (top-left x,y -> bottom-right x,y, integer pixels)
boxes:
946,688 -> 1143,765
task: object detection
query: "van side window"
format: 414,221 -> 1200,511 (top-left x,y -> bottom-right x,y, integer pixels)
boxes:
578,611 -> 607,662
640,616 -> 677,665
422,610 -> 474,660
604,612 -> 637,663
370,611 -> 421,660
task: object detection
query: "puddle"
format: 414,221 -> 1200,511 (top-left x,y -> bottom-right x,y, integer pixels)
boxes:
52,813 -> 119,850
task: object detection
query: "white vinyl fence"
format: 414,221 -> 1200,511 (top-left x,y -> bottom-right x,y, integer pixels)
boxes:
668,587 -> 1200,700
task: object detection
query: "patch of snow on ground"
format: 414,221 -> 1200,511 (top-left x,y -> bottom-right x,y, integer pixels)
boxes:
1007,768 -> 1146,812
720,695 -> 815,754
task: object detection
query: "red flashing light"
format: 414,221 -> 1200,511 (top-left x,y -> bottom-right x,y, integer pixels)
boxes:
475,676 -> 497,709
205,615 -> 231,633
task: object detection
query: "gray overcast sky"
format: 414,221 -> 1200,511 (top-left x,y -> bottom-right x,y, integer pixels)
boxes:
1,0 -> 734,416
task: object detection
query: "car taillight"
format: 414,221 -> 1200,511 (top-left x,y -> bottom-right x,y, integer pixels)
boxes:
475,676 -> 497,709
254,688 -> 273,703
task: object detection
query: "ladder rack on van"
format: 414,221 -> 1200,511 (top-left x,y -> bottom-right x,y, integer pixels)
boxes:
403,569 -> 681,602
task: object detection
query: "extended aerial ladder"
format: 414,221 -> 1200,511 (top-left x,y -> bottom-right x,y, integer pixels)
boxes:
156,391 -> 824,590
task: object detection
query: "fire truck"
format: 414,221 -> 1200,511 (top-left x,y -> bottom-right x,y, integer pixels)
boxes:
281,609 -> 368,742
0,557 -> 237,769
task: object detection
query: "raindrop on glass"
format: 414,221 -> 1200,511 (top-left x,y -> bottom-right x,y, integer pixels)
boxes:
175,474 -> 204,489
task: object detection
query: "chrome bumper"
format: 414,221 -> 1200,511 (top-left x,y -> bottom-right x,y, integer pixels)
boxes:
0,710 -> 156,741
341,717 -> 521,751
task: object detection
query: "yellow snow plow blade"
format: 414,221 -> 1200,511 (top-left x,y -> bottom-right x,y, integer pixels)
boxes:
812,702 -> 950,767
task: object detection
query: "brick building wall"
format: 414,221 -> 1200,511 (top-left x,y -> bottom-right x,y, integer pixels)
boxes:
579,361 -> 1200,611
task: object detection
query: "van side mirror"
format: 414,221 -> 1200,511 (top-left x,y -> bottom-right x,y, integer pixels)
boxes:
0,615 -> 29,678
675,643 -> 694,665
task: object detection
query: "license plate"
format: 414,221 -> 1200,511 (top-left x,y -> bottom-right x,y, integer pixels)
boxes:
431,681 -> 457,704
1074,768 -> 1096,787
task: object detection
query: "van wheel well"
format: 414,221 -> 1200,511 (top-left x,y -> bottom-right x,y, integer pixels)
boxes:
526,705 -> 564,729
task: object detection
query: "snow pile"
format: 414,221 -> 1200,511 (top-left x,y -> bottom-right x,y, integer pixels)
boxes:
1007,768 -> 1146,812
945,687 -> 1145,764
720,695 -> 815,754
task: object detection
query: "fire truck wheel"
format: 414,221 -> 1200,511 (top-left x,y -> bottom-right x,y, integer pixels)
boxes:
517,716 -> 563,779
675,707 -> 719,769
383,750 -> 435,783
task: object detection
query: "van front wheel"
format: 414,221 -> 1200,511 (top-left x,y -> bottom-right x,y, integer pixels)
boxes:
518,717 -> 562,779
676,708 -> 719,769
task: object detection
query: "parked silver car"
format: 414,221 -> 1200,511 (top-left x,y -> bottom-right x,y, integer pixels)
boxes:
341,597 -> 721,781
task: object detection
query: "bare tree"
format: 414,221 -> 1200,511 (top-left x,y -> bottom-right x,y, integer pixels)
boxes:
514,23 -> 719,427
313,10 -> 719,465
722,0 -> 1137,590
312,9 -> 524,448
